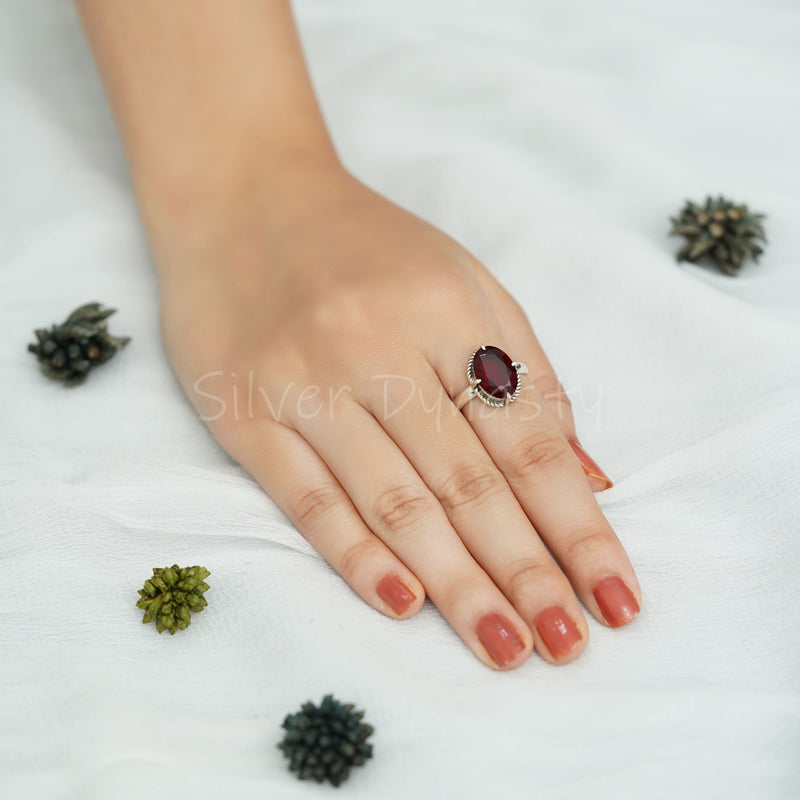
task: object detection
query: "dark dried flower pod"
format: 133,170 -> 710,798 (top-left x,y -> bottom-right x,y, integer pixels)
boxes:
278,694 -> 374,787
670,195 -> 767,276
27,302 -> 130,385
136,565 -> 210,634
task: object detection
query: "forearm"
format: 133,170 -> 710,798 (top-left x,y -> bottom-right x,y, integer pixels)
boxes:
76,0 -> 339,261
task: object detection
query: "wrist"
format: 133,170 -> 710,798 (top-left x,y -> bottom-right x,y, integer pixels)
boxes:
75,0 -> 343,278
143,148 -> 350,284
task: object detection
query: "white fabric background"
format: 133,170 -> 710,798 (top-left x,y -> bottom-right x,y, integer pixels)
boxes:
1,1 -> 798,798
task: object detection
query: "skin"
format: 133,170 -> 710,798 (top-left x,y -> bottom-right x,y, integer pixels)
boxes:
76,0 -> 641,670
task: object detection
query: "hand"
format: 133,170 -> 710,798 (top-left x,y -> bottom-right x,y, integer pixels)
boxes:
157,162 -> 641,670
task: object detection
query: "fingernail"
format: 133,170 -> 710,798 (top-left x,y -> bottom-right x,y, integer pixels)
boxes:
593,576 -> 640,628
534,606 -> 582,659
476,612 -> 526,667
376,574 -> 417,615
568,439 -> 613,490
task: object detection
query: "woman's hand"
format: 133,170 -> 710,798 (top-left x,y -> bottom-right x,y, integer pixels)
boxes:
156,162 -> 640,669
76,0 -> 640,669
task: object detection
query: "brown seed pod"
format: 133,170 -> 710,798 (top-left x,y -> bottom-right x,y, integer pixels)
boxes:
27,302 -> 130,385
670,195 -> 766,276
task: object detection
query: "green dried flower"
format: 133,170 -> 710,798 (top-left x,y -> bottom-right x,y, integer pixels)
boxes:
27,302 -> 130,385
136,564 -> 210,634
670,195 -> 767,276
278,694 -> 374,787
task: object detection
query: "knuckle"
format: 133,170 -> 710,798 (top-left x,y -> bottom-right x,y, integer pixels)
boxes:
503,556 -> 551,596
286,285 -> 374,358
438,463 -> 506,512
564,528 -> 617,563
310,287 -> 368,334
555,387 -> 573,411
417,267 -> 467,302
441,572 -> 485,610
338,538 -> 380,581
293,484 -> 344,528
417,269 -> 489,320
506,434 -> 570,481
371,485 -> 434,534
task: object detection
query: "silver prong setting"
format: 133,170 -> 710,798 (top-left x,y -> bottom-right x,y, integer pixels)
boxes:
456,346 -> 528,411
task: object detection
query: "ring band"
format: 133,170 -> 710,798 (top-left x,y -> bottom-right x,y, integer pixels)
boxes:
454,345 -> 528,410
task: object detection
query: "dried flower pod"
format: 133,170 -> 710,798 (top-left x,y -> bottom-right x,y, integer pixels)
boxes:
278,694 -> 374,787
136,565 -> 210,634
27,302 -> 130,385
670,195 -> 766,276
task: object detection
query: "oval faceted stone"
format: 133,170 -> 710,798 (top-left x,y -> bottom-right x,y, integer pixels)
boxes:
473,346 -> 518,399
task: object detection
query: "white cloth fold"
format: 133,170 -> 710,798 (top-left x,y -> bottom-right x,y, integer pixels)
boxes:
1,1 -> 798,798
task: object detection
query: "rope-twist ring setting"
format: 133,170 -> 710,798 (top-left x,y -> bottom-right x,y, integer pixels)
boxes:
454,345 -> 528,411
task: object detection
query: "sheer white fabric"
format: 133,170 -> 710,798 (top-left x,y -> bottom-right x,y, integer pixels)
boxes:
1,1 -> 798,798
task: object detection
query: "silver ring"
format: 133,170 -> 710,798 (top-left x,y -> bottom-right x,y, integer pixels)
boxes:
454,345 -> 528,410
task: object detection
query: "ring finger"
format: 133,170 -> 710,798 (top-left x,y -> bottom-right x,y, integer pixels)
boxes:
429,341 -> 642,630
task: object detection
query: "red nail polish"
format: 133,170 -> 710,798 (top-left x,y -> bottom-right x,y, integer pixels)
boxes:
534,606 -> 582,659
568,439 -> 613,490
476,613 -> 526,667
376,574 -> 417,615
593,576 -> 640,628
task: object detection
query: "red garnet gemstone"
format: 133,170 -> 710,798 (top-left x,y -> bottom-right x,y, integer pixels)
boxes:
473,346 -> 518,399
